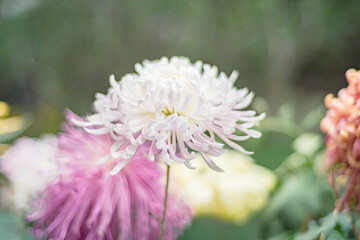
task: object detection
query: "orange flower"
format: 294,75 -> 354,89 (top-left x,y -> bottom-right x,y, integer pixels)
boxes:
321,69 -> 360,212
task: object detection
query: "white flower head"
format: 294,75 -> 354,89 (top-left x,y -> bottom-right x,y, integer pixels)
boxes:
74,56 -> 265,174
0,135 -> 61,212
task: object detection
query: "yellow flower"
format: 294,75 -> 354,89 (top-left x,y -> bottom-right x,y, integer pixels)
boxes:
0,101 -> 10,118
171,150 -> 276,223
0,116 -> 25,135
0,101 -> 26,136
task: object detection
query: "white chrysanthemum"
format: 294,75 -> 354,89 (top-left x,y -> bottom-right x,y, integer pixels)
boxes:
0,135 -> 60,212
171,150 -> 277,223
74,56 -> 265,174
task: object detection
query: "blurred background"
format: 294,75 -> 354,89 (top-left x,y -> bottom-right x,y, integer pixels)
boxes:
1,0 -> 360,239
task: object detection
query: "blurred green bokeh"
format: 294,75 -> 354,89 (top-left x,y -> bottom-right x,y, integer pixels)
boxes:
1,0 -> 360,137
1,0 -> 360,239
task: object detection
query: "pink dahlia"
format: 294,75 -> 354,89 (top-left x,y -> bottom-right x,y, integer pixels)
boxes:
321,69 -> 360,212
28,111 -> 192,240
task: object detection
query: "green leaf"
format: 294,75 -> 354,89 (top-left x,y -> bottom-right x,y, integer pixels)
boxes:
0,210 -> 35,240
278,104 -> 295,122
267,232 -> 293,240
300,107 -> 326,130
263,169 -> 332,236
294,213 -> 354,240
292,133 -> 323,157
327,230 -> 347,240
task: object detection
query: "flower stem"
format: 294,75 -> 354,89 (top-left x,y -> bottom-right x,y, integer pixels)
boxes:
352,212 -> 360,240
159,165 -> 170,240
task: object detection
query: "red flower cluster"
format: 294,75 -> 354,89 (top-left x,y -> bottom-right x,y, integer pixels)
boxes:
321,69 -> 360,212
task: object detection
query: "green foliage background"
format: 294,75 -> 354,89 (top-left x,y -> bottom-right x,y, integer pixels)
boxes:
1,0 -> 360,239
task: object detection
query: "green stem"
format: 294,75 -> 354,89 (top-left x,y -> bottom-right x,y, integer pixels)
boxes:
159,165 -> 171,240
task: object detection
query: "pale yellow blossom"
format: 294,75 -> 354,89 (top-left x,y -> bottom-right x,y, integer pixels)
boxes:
0,101 -> 25,136
172,150 -> 276,223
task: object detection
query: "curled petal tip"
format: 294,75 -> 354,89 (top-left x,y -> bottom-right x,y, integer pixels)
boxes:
258,112 -> 266,120
109,74 -> 117,87
95,155 -> 111,165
